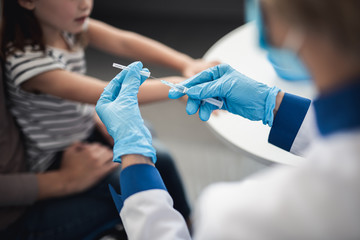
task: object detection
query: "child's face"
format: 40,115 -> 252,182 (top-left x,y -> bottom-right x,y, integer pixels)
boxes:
31,0 -> 93,34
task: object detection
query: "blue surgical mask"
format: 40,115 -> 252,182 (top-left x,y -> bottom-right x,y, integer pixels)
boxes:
246,0 -> 311,81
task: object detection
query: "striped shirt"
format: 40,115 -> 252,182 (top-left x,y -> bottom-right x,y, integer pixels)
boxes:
5,34 -> 95,172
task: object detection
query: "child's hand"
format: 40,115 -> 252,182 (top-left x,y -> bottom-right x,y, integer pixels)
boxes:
36,142 -> 117,200
60,142 -> 117,194
182,59 -> 221,78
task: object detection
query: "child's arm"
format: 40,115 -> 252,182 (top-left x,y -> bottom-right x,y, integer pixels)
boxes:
21,69 -> 184,105
86,19 -> 219,77
22,69 -> 107,104
138,76 -> 184,103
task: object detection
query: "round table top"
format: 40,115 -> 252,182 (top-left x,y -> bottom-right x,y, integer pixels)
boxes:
203,22 -> 315,166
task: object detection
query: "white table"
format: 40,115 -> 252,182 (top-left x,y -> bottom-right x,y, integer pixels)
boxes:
203,22 -> 315,166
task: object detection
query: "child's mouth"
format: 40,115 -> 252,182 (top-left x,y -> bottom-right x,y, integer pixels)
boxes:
75,16 -> 87,23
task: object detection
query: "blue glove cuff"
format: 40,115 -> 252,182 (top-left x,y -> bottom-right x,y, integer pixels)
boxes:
109,184 -> 124,213
263,86 -> 281,127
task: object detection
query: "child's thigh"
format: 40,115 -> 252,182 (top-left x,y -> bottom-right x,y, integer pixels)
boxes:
4,167 -> 122,240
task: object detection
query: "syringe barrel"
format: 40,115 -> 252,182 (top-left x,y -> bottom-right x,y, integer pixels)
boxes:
112,63 -> 151,78
202,98 -> 224,109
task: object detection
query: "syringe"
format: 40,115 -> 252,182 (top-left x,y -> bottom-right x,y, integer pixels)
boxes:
112,63 -> 223,109
112,63 -> 151,78
161,80 -> 224,109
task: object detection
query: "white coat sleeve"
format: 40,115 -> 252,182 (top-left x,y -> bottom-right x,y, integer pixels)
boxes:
268,93 -> 312,156
193,137 -> 360,240
118,164 -> 191,240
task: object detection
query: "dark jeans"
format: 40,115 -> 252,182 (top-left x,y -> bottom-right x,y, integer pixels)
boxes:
87,128 -> 191,220
2,128 -> 190,240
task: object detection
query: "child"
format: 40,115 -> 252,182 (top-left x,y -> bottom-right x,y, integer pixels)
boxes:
1,0 -> 217,172
1,0 -> 216,236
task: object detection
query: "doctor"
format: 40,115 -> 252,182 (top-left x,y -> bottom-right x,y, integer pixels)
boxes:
95,0 -> 360,239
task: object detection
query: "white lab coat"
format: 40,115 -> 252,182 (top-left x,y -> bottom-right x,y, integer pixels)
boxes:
118,95 -> 360,240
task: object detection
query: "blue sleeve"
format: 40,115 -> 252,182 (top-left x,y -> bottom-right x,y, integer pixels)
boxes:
268,93 -> 311,152
120,164 -> 167,201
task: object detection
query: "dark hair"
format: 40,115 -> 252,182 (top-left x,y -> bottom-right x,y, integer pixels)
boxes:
267,0 -> 360,59
0,0 -> 44,59
0,0 -> 87,60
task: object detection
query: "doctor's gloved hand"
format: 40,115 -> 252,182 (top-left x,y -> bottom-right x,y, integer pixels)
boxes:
169,64 -> 280,126
95,61 -> 157,163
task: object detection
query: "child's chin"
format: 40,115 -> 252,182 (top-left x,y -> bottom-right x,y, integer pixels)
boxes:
69,22 -> 87,34
69,28 -> 84,35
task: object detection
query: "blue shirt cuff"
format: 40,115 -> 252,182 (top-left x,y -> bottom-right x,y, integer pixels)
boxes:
268,93 -> 311,151
120,164 -> 167,201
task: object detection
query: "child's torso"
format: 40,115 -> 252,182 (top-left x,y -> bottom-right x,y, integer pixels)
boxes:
4,35 -> 95,172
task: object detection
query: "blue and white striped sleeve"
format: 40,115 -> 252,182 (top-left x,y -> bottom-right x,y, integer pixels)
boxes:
268,93 -> 311,154
119,164 -> 191,240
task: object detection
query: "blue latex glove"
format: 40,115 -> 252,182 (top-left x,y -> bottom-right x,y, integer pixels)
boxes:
169,64 -> 280,126
96,61 -> 157,163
